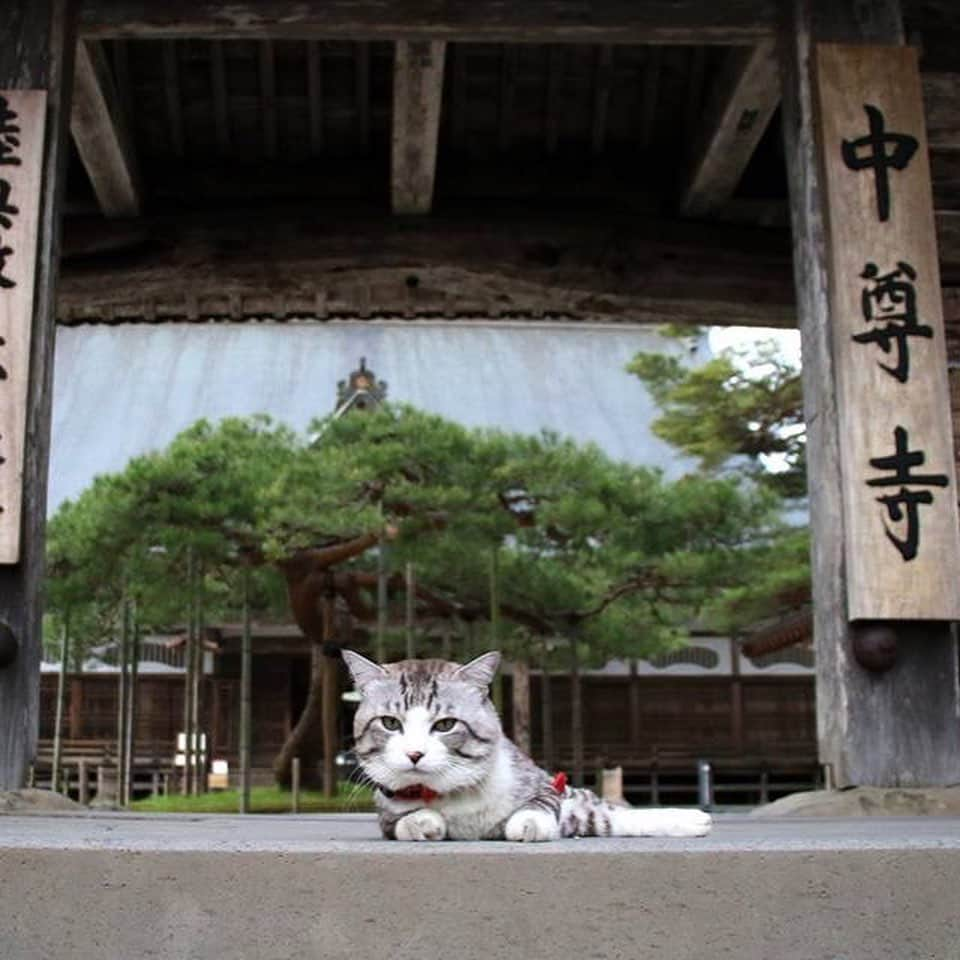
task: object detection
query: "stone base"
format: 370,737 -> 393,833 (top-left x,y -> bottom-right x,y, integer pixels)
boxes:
0,789 -> 81,813
752,785 -> 960,817
1,813 -> 959,960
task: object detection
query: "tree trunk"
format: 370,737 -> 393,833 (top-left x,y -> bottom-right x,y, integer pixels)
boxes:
273,643 -> 325,788
540,647 -> 554,771
511,657 -> 531,755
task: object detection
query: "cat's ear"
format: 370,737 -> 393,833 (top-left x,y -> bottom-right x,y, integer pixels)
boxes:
342,649 -> 388,692
455,651 -> 501,689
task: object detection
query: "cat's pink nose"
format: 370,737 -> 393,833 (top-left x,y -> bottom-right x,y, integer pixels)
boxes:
406,751 -> 424,765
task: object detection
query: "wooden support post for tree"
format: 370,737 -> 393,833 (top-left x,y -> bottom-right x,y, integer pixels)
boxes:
181,550 -> 195,796
780,0 -> 960,786
115,597 -> 129,805
191,569 -> 204,795
489,549 -> 503,713
404,561 -> 415,659
124,600 -> 140,805
321,590 -> 338,797
540,646 -> 554,771
569,635 -> 583,786
628,658 -> 641,749
239,565 -> 252,814
0,0 -> 75,791
375,534 -> 388,663
291,756 -> 301,813
51,611 -> 70,792
511,657 -> 531,755
78,758 -> 89,805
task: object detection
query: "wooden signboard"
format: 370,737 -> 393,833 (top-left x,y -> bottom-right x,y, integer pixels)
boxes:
0,91 -> 46,564
814,45 -> 960,620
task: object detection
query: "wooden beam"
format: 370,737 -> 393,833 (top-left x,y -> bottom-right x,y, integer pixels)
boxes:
640,46 -> 662,150
545,46 -> 563,157
58,211 -> 800,326
209,40 -> 229,155
307,40 -> 322,156
780,0 -> 960,787
392,40 -> 446,214
78,1 -> 776,44
70,39 -> 140,217
498,47 -> 518,153
591,46 -> 613,155
0,0 -> 76,790
355,41 -> 370,154
161,40 -> 184,157
259,40 -> 277,160
680,40 -> 780,218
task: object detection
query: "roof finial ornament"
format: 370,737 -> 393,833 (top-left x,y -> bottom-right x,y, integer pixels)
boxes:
334,357 -> 388,417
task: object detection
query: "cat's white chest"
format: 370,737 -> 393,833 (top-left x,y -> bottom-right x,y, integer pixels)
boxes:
436,747 -> 517,840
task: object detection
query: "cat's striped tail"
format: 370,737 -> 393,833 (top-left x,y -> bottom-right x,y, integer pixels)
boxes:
558,786 -> 712,838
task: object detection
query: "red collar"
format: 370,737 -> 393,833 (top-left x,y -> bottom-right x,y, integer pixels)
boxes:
382,773 -> 566,804
381,784 -> 440,803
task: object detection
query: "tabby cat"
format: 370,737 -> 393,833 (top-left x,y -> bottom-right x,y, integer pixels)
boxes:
342,649 -> 712,842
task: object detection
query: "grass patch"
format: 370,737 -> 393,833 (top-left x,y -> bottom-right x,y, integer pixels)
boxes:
130,783 -> 375,814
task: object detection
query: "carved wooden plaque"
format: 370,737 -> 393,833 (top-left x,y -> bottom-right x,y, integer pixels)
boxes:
815,45 -> 960,620
0,91 -> 46,564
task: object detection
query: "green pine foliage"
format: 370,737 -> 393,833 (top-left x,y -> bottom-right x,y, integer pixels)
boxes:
627,342 -> 806,497
627,339 -> 811,634
45,402 -> 787,664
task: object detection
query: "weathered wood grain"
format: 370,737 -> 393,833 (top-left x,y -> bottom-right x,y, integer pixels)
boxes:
0,0 -> 75,791
815,44 -> 960,620
70,39 -> 140,217
56,212 -> 799,326
680,40 -> 780,217
0,92 -> 46,565
921,73 -> 960,150
78,0 -> 776,44
780,0 -> 960,788
391,41 -> 445,215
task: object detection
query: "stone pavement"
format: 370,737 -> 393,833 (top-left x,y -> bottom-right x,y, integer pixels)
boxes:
1,813 -> 958,959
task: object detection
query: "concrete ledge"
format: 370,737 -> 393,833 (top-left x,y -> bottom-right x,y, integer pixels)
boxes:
2,814 -> 959,960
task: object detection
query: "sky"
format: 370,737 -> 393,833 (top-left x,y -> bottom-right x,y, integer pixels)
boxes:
708,326 -> 802,368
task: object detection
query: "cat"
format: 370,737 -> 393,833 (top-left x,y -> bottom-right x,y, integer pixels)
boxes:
342,649 -> 713,842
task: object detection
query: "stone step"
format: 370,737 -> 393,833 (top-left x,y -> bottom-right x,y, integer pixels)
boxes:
0,813 -> 957,960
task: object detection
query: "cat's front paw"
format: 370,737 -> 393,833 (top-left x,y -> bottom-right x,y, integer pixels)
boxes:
395,808 -> 447,842
505,808 -> 560,843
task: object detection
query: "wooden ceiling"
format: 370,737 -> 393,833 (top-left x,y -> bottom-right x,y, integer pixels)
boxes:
60,0 -> 960,325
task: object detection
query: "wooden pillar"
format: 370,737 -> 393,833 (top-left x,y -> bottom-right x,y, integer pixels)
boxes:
780,0 -> 960,786
0,1 -> 75,790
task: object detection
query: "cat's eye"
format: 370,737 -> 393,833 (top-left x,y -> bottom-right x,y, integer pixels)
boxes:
380,716 -> 402,732
431,717 -> 457,733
